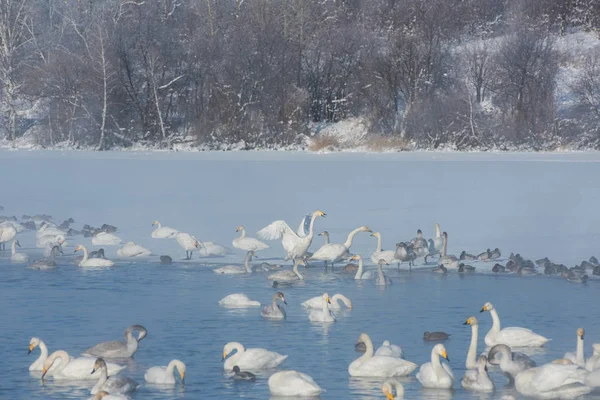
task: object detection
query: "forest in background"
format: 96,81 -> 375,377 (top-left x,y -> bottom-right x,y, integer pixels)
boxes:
0,0 -> 599,151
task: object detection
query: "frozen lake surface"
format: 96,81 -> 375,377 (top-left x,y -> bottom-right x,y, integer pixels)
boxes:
1,150 -> 600,399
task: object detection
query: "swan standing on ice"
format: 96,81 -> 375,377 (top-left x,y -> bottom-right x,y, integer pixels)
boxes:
0,224 -> 17,250
310,225 -> 372,268
144,359 -> 185,384
151,220 -> 179,238
370,232 -> 396,264
174,232 -> 200,260
349,333 -> 417,377
30,245 -> 62,269
222,342 -> 287,371
268,370 -> 323,397
461,355 -> 494,392
84,325 -> 147,358
91,358 -> 139,395
267,258 -> 306,281
214,250 -> 255,274
41,350 -> 125,380
382,379 -> 404,399
416,344 -> 454,389
117,241 -> 151,258
488,344 -> 536,383
257,210 -> 326,261
261,291 -> 287,320
375,259 -> 392,286
219,293 -> 261,307
439,232 -> 459,269
308,293 -> 336,322
75,245 -> 115,267
351,254 -> 374,280
564,328 -> 585,366
480,302 -> 549,347
302,293 -> 352,309
232,225 -> 269,252
427,223 -> 444,259
92,232 -> 122,246
10,239 -> 28,262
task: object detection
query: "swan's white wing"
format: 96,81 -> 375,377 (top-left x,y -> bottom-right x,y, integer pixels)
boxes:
530,364 -> 587,392
497,327 -> 548,346
297,215 -> 309,238
257,220 -> 296,240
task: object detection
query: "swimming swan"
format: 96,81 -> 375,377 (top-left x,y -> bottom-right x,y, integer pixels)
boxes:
375,259 -> 392,286
91,358 -> 139,395
267,258 -> 306,281
117,241 -> 151,258
92,232 -> 122,246
349,333 -> 417,377
11,240 -> 28,262
222,342 -> 287,371
257,211 -> 326,261
302,293 -> 352,309
232,225 -> 269,252
461,355 -> 494,392
84,325 -> 147,358
488,344 -> 536,383
219,293 -> 261,307
41,350 -> 125,380
370,232 -> 396,264
308,293 -> 336,322
564,328 -> 585,366
480,302 -> 549,347
214,250 -> 256,274
30,245 -> 62,269
261,291 -> 287,320
29,337 -> 67,372
382,379 -> 404,399
416,344 -> 454,389
151,220 -> 178,238
310,225 -> 371,266
351,254 -> 374,280
515,363 -> 591,399
75,245 -> 115,267
268,370 -> 323,397
144,359 -> 185,384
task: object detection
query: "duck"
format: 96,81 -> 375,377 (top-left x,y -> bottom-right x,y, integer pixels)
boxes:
302,293 -> 352,309
261,291 -> 287,320
267,258 -> 306,281
214,250 -> 256,274
84,325 -> 147,358
257,211 -> 326,261
370,232 -> 396,264
416,344 -> 454,389
151,220 -> 178,238
350,254 -> 374,280
116,241 -> 151,258
41,350 -> 125,380
222,342 -> 287,371
310,225 -> 371,267
423,331 -> 451,341
461,355 -> 494,392
30,245 -> 62,269
219,293 -> 261,308
381,379 -> 404,399
489,248 -> 501,259
477,249 -> 491,261
10,239 -> 28,262
268,370 -> 323,397
144,359 -> 185,385
160,255 -> 172,264
460,251 -> 477,260
174,232 -> 200,260
480,302 -> 549,347
348,333 -> 417,377
231,365 -> 256,381
492,263 -> 506,273
488,344 -> 536,383
375,259 -> 392,285
92,232 -> 122,246
458,263 -> 475,273
232,225 -> 269,252
91,358 -> 139,395
433,264 -> 447,274
75,245 -> 115,267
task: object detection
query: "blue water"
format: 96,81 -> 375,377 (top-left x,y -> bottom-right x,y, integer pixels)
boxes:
1,151 -> 600,399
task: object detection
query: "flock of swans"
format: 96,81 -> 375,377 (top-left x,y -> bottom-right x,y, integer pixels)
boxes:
1,210 -> 600,399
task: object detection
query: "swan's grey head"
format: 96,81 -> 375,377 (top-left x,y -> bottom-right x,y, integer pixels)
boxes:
382,379 -> 404,400
464,316 -> 478,326
480,302 -> 494,313
487,344 -> 511,365
91,358 -> 106,374
233,365 -> 241,373
126,325 -> 147,341
443,231 -> 448,239
318,231 -> 329,236
396,242 -> 406,249
272,281 -> 279,288
29,337 -> 41,354
275,291 -> 287,304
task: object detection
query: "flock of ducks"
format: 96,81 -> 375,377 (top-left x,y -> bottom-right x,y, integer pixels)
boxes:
1,210 -> 599,398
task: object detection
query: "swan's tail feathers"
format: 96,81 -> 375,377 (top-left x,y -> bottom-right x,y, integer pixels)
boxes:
257,221 -> 293,240
297,215 -> 310,238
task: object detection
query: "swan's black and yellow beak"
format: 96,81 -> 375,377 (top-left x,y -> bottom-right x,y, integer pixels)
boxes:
222,351 -> 227,361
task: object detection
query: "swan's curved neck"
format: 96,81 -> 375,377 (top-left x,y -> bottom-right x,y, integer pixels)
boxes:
375,235 -> 382,252
576,335 -> 584,365
490,309 -> 501,333
80,247 -> 89,263
293,262 -> 304,279
354,257 -> 364,279
442,234 -> 448,257
377,262 -> 385,283
466,324 -> 478,369
432,351 -> 444,377
392,381 -> 404,399
239,228 -> 246,238
244,253 -> 253,273
332,294 -> 351,308
125,329 -> 139,354
272,296 -> 279,310
357,336 -> 374,363
435,224 -> 441,238
321,297 -> 330,314
498,347 -> 511,369
344,228 -> 363,249
306,212 -> 319,239
323,233 -> 329,244
49,350 -> 70,375
92,365 -> 108,394
35,341 -> 49,366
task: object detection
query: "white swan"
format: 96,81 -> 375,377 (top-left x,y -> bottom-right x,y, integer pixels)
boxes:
349,333 -> 417,377
36,233 -> 64,249
564,328 -> 585,366
318,230 -> 330,244
375,259 -> 392,286
416,344 -> 454,389
515,363 -> 592,399
268,370 -> 323,397
375,341 -> 404,358
195,239 -> 228,257
310,225 -> 371,266
462,355 -> 494,392
117,242 -> 151,258
308,293 -> 336,322
261,291 -> 287,320
585,343 -> 600,371
585,368 -> 600,386
174,232 -> 199,260
91,358 -> 139,395
41,350 -> 125,380
29,337 -> 68,372
222,342 -> 287,371
219,293 -> 261,308
302,293 -> 352,309
92,232 -> 122,246
84,325 -> 147,358
232,225 -> 269,252
267,258 -> 305,281
90,391 -> 129,400
151,220 -> 178,238
257,210 -> 326,261
144,359 -> 185,385
75,245 -> 115,267
370,232 -> 396,264
382,379 -> 404,399
214,250 -> 255,274
11,239 -> 28,262
351,254 -> 374,280
488,344 -> 536,383
439,232 -> 458,269
480,302 -> 549,347
35,223 -> 65,239
464,316 -> 479,370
